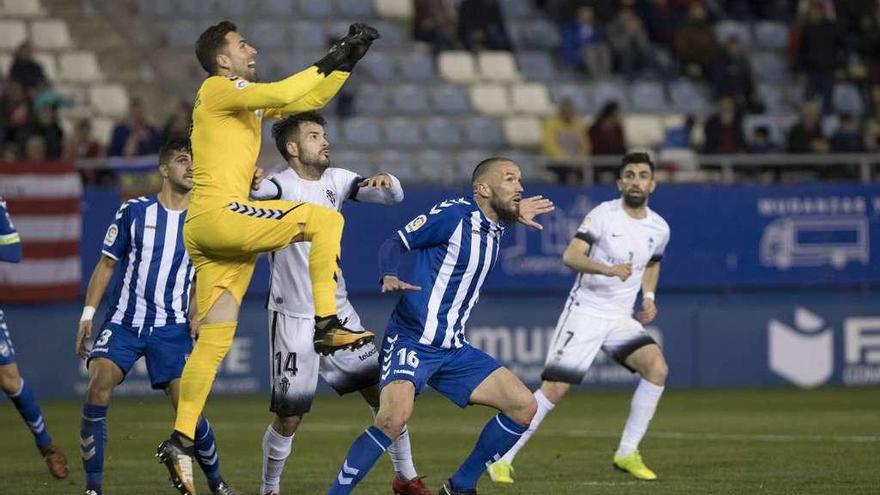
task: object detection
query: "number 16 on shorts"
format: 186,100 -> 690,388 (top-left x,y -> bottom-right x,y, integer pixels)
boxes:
381,335 -> 419,381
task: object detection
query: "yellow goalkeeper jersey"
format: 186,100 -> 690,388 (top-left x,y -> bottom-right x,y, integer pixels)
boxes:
188,67 -> 349,219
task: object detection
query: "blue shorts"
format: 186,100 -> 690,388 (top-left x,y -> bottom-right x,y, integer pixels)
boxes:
0,309 -> 17,366
88,322 -> 193,390
379,332 -> 501,408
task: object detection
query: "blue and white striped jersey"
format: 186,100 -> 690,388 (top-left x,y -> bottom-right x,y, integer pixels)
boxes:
388,197 -> 504,349
101,195 -> 193,328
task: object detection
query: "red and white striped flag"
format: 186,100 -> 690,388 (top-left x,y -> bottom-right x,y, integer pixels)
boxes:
0,161 -> 81,301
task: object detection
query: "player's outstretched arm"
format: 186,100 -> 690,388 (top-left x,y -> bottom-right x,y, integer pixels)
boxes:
76,255 -> 117,358
562,237 -> 632,280
354,173 -> 404,205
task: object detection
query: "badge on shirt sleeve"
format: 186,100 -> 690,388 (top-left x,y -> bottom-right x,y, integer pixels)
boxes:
405,215 -> 427,233
235,79 -> 249,90
103,225 -> 118,246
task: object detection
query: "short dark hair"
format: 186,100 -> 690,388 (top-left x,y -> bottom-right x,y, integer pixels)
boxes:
195,21 -> 237,74
619,151 -> 654,177
159,137 -> 192,166
271,111 -> 327,161
471,156 -> 513,184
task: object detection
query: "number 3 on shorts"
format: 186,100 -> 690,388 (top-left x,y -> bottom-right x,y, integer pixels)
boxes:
95,329 -> 112,347
396,348 -> 420,368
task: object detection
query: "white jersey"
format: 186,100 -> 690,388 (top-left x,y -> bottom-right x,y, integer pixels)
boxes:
567,199 -> 670,318
252,166 -> 403,318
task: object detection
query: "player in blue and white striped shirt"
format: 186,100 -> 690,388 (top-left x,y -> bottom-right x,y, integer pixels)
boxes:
327,158 -> 555,495
0,198 -> 69,480
73,139 -> 241,495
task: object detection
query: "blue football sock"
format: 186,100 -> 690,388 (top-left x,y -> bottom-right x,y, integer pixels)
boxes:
327,426 -> 392,494
194,416 -> 222,488
9,378 -> 52,449
450,414 -> 527,491
80,403 -> 108,491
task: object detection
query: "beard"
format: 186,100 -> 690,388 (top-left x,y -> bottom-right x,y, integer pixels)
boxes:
623,190 -> 648,208
490,195 -> 520,223
300,149 -> 330,168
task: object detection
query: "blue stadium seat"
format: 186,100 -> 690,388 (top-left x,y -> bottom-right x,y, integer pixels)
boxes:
456,150 -> 490,182
757,83 -> 788,114
174,0 -> 203,18
668,79 -> 710,115
343,116 -> 382,146
216,0 -> 249,18
326,20 -> 353,41
751,51 -> 787,84
629,81 -> 668,113
333,0 -> 374,17
375,151 -> 419,182
291,21 -> 326,48
384,117 -> 423,147
372,21 -> 407,47
414,149 -> 455,184
499,0 -> 534,18
754,21 -> 788,51
463,117 -> 505,147
359,51 -> 396,82
589,80 -> 629,111
833,84 -> 865,116
355,84 -> 389,115
329,149 -> 370,171
424,117 -> 464,147
140,0 -> 173,17
516,19 -> 561,50
550,83 -> 592,113
258,0 -> 296,16
298,0 -> 332,18
501,150 -> 540,179
249,21 -> 287,48
391,84 -> 430,114
516,51 -> 557,82
429,84 -> 471,114
322,118 -> 341,145
396,52 -> 435,81
715,20 -> 752,47
166,20 -> 198,47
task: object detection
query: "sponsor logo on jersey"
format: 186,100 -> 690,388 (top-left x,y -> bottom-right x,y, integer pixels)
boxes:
326,189 -> 337,206
405,214 -> 427,233
103,225 -> 118,246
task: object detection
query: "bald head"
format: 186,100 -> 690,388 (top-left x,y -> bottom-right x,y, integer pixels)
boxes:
471,157 -> 515,185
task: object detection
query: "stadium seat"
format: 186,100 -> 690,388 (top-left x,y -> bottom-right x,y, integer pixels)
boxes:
372,21 -> 407,47
477,51 -> 521,83
754,21 -> 788,51
359,51 -> 396,81
629,81 -> 668,113
423,116 -> 463,147
173,0 -> 204,18
91,116 -> 115,146
501,149 -> 540,179
668,79 -> 710,116
396,51 -> 435,81
550,83 -> 592,113
820,114 -> 840,137
833,84 -> 865,116
470,84 -> 512,116
757,83 -> 786,113
511,83 -> 554,115
374,150 -> 419,182
750,51 -> 787,84
623,114 -> 665,149
165,20 -> 198,47
291,21 -> 326,48
216,0 -> 249,18
331,149 -> 371,171
32,52 -> 57,80
742,114 -> 786,145
516,51 -> 557,82
257,0 -> 296,16
334,0 -> 374,17
374,0 -> 413,21
298,0 -> 332,18
715,20 -> 752,47
89,84 -> 130,118
456,149 -> 489,181
390,84 -> 429,114
438,51 -> 478,83
30,20 -> 72,50
0,53 -> 11,75
499,0 -> 533,18
0,20 -> 27,50
59,51 -> 102,82
355,84 -> 389,115
1,0 -> 44,17
589,80 -> 629,111
54,84 -> 88,107
384,117 -> 423,147
342,116 -> 382,146
429,84 -> 471,114
503,116 -> 542,148
516,19 -> 561,50
463,116 -> 505,147
414,149 -> 455,184
249,21 -> 287,48
139,0 -> 173,17
322,117 -> 340,144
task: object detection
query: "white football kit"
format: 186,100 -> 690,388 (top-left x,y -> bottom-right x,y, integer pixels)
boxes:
252,167 -> 403,416
542,199 -> 670,383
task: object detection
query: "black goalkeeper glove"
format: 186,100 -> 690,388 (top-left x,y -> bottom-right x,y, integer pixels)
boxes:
312,23 -> 380,75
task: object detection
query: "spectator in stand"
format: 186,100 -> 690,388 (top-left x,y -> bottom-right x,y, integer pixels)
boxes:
863,83 -> 880,150
0,81 -> 32,150
560,5 -> 612,77
606,6 -> 655,79
23,133 -> 47,161
708,36 -> 760,112
788,100 -> 830,153
830,114 -> 866,152
543,98 -> 590,183
587,101 -> 626,155
747,126 -> 780,153
108,97 -> 160,157
28,103 -> 64,159
8,41 -> 47,93
413,0 -> 459,55
160,99 -> 193,144
641,0 -> 681,47
795,0 -> 842,111
703,96 -> 746,154
458,0 -> 512,51
66,118 -> 103,159
673,4 -> 720,79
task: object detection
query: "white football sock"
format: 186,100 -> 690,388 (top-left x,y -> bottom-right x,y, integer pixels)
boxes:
500,389 -> 555,464
261,424 -> 293,493
616,379 -> 664,458
371,405 -> 418,480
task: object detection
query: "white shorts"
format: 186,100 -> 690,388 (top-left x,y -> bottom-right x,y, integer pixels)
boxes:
541,306 -> 656,384
267,304 -> 379,417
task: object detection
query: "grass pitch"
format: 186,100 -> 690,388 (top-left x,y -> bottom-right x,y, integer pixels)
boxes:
1,387 -> 877,494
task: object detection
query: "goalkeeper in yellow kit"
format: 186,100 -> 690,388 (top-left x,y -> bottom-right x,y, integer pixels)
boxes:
156,21 -> 380,495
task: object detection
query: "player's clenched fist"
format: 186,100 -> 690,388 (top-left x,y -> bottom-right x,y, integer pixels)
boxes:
605,263 -> 633,282
381,275 -> 421,293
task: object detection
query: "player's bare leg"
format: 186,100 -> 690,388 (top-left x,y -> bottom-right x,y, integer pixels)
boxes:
1,363 -> 68,480
614,344 -> 668,480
